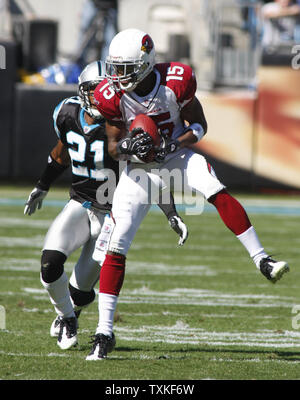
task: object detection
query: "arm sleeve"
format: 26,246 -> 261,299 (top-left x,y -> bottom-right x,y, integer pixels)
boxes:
37,155 -> 69,191
156,192 -> 178,220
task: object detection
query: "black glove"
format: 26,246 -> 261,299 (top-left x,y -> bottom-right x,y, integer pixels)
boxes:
154,132 -> 180,162
117,128 -> 153,158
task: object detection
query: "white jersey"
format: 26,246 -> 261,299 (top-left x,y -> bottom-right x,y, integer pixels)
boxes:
94,62 -> 197,142
94,62 -> 224,256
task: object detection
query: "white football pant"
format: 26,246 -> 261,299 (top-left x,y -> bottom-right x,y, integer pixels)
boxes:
108,149 -> 225,255
43,199 -> 108,291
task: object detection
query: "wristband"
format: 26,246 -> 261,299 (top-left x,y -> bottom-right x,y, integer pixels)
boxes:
188,123 -> 205,142
37,155 -> 69,190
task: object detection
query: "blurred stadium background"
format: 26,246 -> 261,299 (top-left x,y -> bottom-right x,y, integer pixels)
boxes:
0,0 -> 299,192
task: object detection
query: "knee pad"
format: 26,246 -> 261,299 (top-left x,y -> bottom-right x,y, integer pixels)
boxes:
69,283 -> 95,308
41,250 -> 67,283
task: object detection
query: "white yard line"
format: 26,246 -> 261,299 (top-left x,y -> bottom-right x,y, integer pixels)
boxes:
119,287 -> 297,308
0,259 -> 74,272
113,324 -> 300,349
11,285 -> 299,309
126,261 -> 216,276
0,236 -> 44,248
0,350 -> 71,358
0,217 -> 52,228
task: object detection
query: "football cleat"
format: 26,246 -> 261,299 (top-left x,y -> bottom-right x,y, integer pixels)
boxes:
50,310 -> 81,338
260,257 -> 289,283
57,316 -> 78,350
50,316 -> 62,337
86,333 -> 116,360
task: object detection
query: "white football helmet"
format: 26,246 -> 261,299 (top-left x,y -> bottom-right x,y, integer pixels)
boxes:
78,60 -> 105,119
105,28 -> 156,92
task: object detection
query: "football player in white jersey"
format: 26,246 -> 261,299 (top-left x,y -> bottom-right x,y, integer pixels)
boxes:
86,28 -> 290,360
24,60 -> 188,351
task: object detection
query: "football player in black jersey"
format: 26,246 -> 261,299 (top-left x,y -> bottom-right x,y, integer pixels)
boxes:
24,61 -> 188,350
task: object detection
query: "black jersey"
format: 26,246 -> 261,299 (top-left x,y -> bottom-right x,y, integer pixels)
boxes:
53,96 -> 119,211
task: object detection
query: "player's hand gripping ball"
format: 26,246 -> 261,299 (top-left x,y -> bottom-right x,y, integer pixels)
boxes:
129,114 -> 161,163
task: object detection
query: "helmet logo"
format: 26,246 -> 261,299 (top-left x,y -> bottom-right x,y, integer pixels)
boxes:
141,34 -> 154,54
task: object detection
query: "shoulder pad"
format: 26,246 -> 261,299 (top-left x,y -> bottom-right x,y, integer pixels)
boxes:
53,97 -> 81,138
94,80 -> 123,122
156,62 -> 196,108
53,98 -> 67,139
64,96 -> 81,105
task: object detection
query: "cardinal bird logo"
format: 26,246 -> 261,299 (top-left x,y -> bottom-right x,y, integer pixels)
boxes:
141,35 -> 154,54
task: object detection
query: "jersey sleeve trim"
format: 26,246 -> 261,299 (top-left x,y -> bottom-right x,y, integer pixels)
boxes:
53,99 -> 67,139
177,68 -> 197,109
94,81 -> 123,122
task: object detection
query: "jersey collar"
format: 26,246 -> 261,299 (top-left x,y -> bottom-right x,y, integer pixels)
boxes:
129,69 -> 161,107
79,108 -> 100,133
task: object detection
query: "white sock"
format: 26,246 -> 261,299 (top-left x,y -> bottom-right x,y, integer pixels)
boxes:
236,226 -> 268,269
96,292 -> 118,337
40,271 -> 75,318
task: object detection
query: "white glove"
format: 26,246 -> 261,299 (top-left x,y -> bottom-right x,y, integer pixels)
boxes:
24,187 -> 48,215
169,215 -> 188,246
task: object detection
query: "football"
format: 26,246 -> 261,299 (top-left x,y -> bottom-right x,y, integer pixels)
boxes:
129,114 -> 161,163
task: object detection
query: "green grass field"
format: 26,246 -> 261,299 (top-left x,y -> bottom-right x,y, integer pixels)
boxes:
1,185 -> 300,381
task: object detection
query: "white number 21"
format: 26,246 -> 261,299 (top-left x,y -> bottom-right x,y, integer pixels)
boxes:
66,131 -> 105,180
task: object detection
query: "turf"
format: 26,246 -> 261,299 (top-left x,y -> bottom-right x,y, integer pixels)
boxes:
0,185 -> 300,381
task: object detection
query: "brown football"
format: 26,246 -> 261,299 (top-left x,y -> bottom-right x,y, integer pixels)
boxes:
129,114 -> 161,163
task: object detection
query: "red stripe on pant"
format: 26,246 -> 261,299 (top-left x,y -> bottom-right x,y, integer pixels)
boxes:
99,254 -> 126,296
208,189 -> 251,236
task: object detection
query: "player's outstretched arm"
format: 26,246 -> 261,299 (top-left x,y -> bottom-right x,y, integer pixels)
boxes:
157,193 -> 188,246
24,140 -> 70,216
